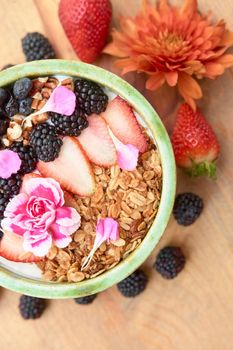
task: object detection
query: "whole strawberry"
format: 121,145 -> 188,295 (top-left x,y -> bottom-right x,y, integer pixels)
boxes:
171,103 -> 220,178
58,0 -> 112,63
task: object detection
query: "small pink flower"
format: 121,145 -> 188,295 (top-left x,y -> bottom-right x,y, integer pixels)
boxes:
0,149 -> 22,179
29,85 -> 76,118
1,177 -> 81,257
81,218 -> 119,270
108,128 -> 139,171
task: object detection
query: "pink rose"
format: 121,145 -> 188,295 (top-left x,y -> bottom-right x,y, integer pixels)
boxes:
1,177 -> 81,257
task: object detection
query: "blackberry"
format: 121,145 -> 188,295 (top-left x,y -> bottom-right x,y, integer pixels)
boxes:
29,123 -> 62,162
0,119 -> 9,136
10,142 -> 38,174
19,295 -> 46,320
0,173 -> 22,197
173,192 -> 203,226
154,246 -> 186,279
13,78 -> 32,100
50,110 -> 88,136
19,97 -> 33,116
0,230 -> 3,240
22,32 -> 56,61
0,192 -> 10,221
117,270 -> 148,297
74,294 -> 97,305
0,88 -> 9,107
74,79 -> 108,115
5,95 -> 19,117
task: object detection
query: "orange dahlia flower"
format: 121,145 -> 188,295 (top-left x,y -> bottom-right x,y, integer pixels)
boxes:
104,0 -> 233,110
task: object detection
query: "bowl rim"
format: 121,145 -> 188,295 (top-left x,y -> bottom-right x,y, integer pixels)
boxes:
0,60 -> 176,298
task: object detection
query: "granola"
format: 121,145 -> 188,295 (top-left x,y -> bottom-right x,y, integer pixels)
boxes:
37,141 -> 162,282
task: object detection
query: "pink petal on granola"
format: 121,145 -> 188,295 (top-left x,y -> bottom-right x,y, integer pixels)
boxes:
32,86 -> 76,116
117,143 -> 139,171
108,129 -> 139,171
81,218 -> 119,270
23,177 -> 64,206
0,150 -> 22,179
96,217 -> 119,242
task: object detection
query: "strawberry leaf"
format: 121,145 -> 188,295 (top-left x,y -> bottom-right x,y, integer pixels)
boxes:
184,160 -> 217,179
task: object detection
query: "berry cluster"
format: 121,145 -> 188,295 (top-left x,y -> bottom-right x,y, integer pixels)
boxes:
2,32 -> 56,70
0,77 -> 33,143
29,124 -> 63,162
0,78 -> 38,213
19,295 -> 46,320
154,247 -> 186,279
49,78 -> 108,138
74,79 -> 108,115
74,294 -> 97,305
117,270 -> 148,297
173,192 -> 204,226
0,72 -> 109,217
22,32 -> 55,62
50,108 -> 88,137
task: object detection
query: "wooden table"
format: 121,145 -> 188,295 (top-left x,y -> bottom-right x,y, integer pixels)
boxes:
0,1 -> 233,349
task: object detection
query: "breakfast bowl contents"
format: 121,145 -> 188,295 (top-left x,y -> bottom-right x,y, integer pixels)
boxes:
0,60 -> 175,298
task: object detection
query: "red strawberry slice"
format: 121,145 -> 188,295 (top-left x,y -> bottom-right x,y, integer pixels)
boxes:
58,0 -> 112,63
78,114 -> 117,167
101,96 -> 148,153
37,136 -> 96,196
171,103 -> 220,178
0,230 -> 41,263
21,172 -> 41,193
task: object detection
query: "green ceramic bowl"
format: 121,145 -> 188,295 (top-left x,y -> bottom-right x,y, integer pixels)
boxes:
0,60 -> 176,298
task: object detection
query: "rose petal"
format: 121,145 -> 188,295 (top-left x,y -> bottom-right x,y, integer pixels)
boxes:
32,86 -> 76,117
31,210 -> 56,231
81,218 -> 119,270
3,193 -> 28,218
53,235 -> 72,249
108,129 -> 139,171
1,218 -> 25,236
0,150 -> 22,179
23,231 -> 52,257
49,223 -> 73,248
96,218 -> 119,242
55,207 -> 81,227
50,221 -> 80,238
23,177 -> 64,206
117,143 -> 139,171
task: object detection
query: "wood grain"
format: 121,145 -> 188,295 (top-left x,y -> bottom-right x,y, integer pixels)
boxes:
0,1 -> 233,350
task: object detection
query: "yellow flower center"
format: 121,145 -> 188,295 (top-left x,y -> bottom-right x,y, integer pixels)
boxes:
159,31 -> 185,55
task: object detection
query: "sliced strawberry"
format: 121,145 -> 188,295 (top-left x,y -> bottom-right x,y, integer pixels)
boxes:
78,114 -> 117,167
21,172 -> 41,193
101,96 -> 148,153
0,230 -> 41,263
37,136 -> 96,196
